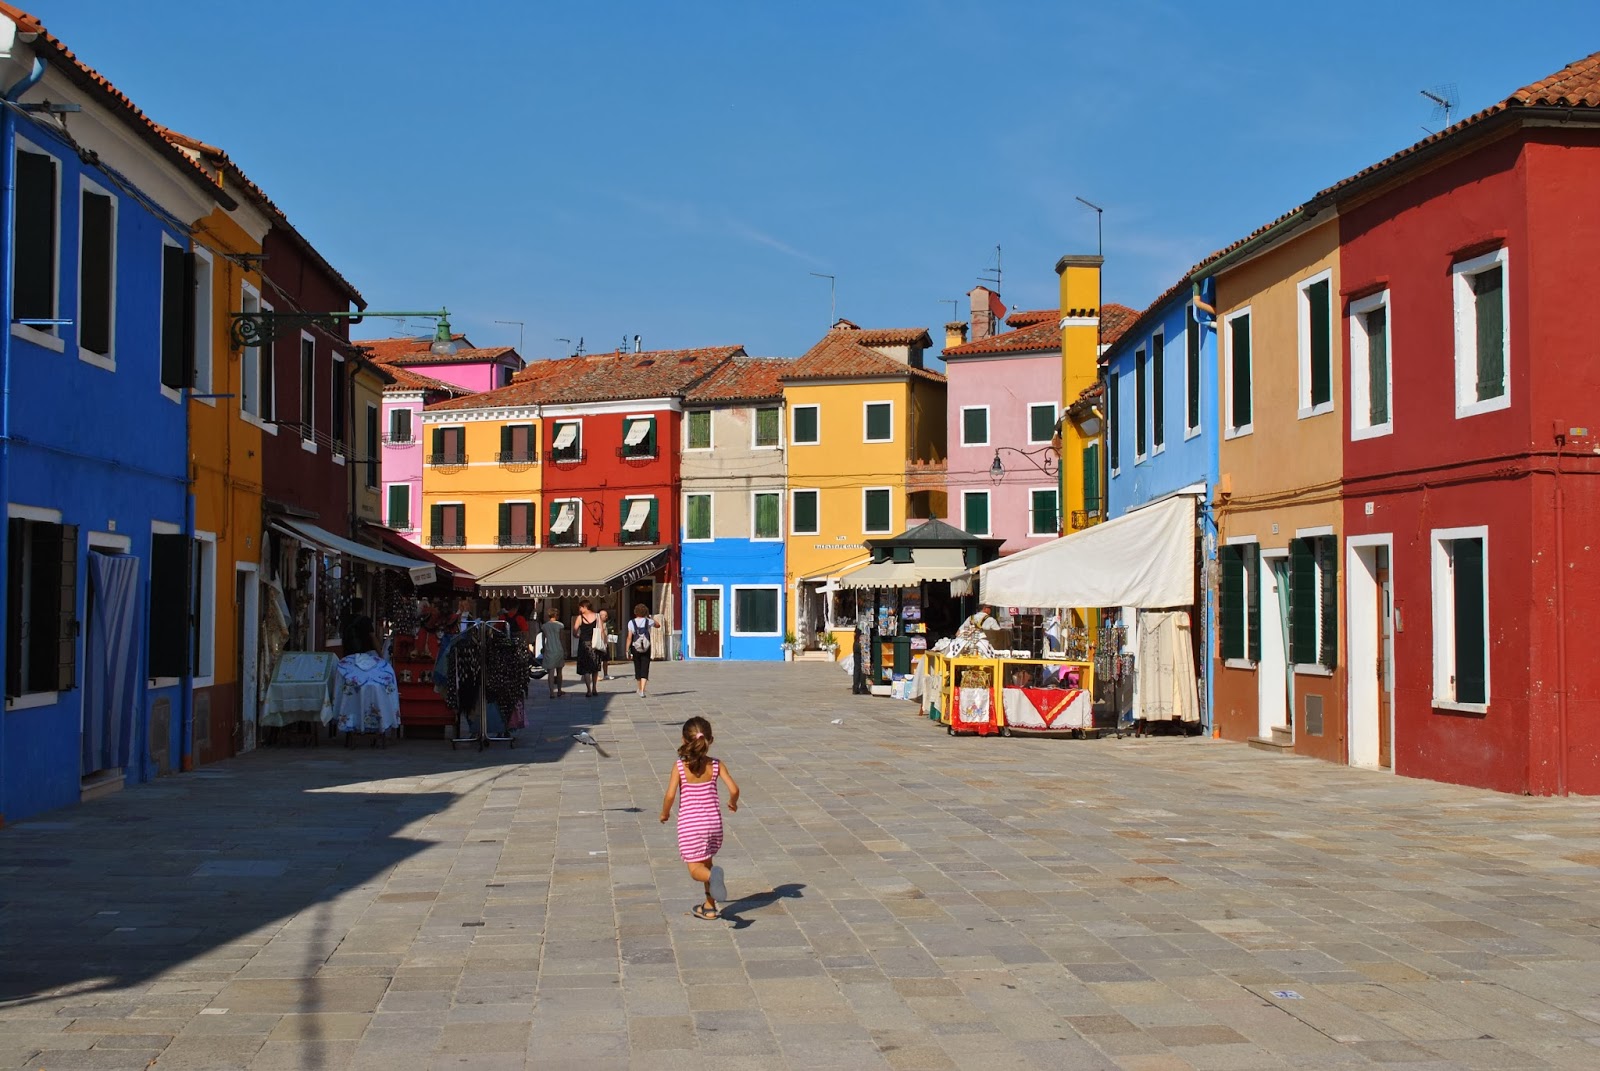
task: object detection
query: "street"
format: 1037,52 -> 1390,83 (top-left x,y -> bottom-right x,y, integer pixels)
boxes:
2,661 -> 1599,1070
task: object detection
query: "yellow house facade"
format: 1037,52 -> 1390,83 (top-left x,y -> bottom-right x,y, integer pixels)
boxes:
419,405 -> 544,551
1057,254 -> 1105,533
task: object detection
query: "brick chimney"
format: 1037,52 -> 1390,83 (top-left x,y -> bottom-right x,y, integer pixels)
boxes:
944,321 -> 969,350
968,286 -> 1000,341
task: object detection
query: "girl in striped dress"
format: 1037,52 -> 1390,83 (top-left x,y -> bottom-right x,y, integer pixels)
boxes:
660,716 -> 740,919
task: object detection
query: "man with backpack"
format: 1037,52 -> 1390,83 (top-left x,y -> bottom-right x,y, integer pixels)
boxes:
627,604 -> 654,697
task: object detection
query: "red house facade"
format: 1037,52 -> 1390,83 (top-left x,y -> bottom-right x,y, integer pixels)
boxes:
1335,54 -> 1600,794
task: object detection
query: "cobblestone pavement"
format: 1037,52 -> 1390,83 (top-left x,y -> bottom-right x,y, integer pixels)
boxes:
3,662 -> 1600,1070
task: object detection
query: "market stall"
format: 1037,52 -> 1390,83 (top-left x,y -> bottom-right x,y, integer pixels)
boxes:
922,638 -> 1096,737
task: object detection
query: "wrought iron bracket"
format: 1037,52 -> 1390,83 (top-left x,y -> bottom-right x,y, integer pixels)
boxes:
230,308 -> 450,350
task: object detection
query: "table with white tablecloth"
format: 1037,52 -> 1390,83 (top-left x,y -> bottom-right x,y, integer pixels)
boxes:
261,651 -> 338,728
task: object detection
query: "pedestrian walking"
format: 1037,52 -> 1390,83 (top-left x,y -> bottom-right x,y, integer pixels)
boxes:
573,598 -> 602,697
598,608 -> 615,680
540,610 -> 566,698
660,716 -> 739,919
627,603 -> 653,697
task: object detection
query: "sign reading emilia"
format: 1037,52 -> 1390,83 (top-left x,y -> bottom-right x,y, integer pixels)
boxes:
478,548 -> 666,600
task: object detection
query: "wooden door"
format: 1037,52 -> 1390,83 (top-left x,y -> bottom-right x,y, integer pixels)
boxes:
1376,549 -> 1392,769
692,590 -> 721,658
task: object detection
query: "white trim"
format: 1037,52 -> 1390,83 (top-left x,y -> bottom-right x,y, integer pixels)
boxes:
1149,329 -> 1167,456
752,404 -> 783,450
1060,316 -> 1098,328
621,494 -> 655,535
190,245 -> 215,403
151,519 -> 182,535
1027,402 -> 1057,446
77,174 -> 118,372
191,530 -> 217,687
7,691 -> 59,711
750,489 -> 783,542
1431,525 -> 1490,712
729,583 -> 783,637
1345,533 -> 1396,772
550,418 -> 581,456
790,488 -> 820,536
299,331 -> 317,449
1452,247 -> 1511,419
88,531 -> 131,552
8,503 -> 64,524
861,485 -> 894,535
1026,486 -> 1058,538
959,405 -> 991,447
791,403 -> 821,446
1224,306 -> 1254,439
959,488 -> 992,537
239,282 -> 264,420
863,399 -> 895,444
1183,303 -> 1203,440
548,497 -> 581,543
1294,525 -> 1334,538
1296,269 -> 1335,419
683,491 -> 715,543
11,136 -> 63,353
1223,533 -> 1259,546
684,409 -> 714,451
623,414 -> 657,457
1348,289 -> 1394,440
686,584 -> 723,658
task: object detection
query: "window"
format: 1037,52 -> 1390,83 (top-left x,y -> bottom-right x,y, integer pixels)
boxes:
6,515 -> 76,700
1453,248 -> 1509,417
240,285 -> 262,418
1218,542 -> 1261,664
1185,305 -> 1202,436
191,248 -> 213,396
1028,403 -> 1057,445
791,489 -> 819,535
256,301 -> 276,421
388,408 -> 413,443
1226,309 -> 1253,436
1108,372 -> 1120,472
864,401 -> 893,443
1298,272 -> 1334,417
147,529 -> 189,680
1151,331 -> 1165,451
752,491 -> 781,540
364,403 -> 378,487
499,424 -> 536,463
190,533 -> 216,683
1349,290 -> 1392,438
497,502 -> 535,547
387,485 -> 411,530
961,406 -> 989,447
547,499 -> 581,546
12,142 -> 61,348
1029,488 -> 1058,536
299,335 -> 316,448
620,497 -> 659,544
1288,534 -> 1337,671
686,410 -> 712,450
429,503 -> 466,548
792,404 -> 820,445
429,426 -> 465,466
550,420 -> 582,461
754,406 -> 781,448
622,416 -> 657,458
159,238 -> 187,390
331,355 -> 347,457
1432,528 -> 1488,708
1082,442 -> 1100,516
960,489 -> 990,536
863,488 -> 892,534
685,493 -> 713,541
1135,346 -> 1147,458
78,180 -> 116,366
731,586 -> 781,636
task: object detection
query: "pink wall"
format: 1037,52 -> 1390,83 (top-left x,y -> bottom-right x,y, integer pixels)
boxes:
380,395 -> 424,543
943,350 -> 1060,555
421,361 -> 514,394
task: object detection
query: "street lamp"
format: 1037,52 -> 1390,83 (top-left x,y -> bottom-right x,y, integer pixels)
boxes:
989,445 -> 1058,483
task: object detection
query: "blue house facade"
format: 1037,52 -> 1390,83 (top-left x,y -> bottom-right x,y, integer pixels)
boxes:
1103,277 -> 1220,723
1,21 -> 229,823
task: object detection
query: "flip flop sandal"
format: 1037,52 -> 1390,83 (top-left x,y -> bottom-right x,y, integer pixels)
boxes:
692,904 -> 720,921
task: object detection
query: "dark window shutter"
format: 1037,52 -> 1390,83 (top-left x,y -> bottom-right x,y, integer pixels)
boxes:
1030,405 -> 1055,444
1366,309 -> 1389,426
79,191 -> 113,356
1082,443 -> 1099,514
56,524 -> 78,691
6,519 -> 23,696
161,243 -> 187,388
1186,309 -> 1201,430
794,491 -> 817,533
1134,349 -> 1147,455
1151,334 -> 1165,448
14,150 -> 56,322
1232,314 -> 1252,427
498,503 -> 511,546
148,532 -> 190,678
1452,539 -> 1486,703
1317,536 -> 1337,669
1246,544 -> 1261,663
393,408 -> 412,442
388,485 -> 409,529
1308,279 -> 1332,406
429,503 -> 444,546
1107,374 -> 1120,469
1289,539 -> 1317,665
1474,267 -> 1505,400
431,427 -> 443,459
365,405 -> 379,486
963,408 -> 986,444
500,425 -> 512,458
1220,545 -> 1243,661
27,522 -> 62,689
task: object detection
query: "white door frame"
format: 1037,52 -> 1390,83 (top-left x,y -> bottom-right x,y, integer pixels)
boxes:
1258,548 -> 1291,739
236,562 -> 261,752
1345,534 -> 1395,771
687,584 -> 723,659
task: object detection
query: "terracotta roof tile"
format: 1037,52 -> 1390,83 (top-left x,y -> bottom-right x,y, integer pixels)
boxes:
375,344 -> 521,368
355,334 -> 471,363
684,357 -> 794,404
1100,303 -> 1140,347
833,325 -> 934,347
783,331 -> 946,384
383,366 -> 470,395
942,320 -> 1059,358
1005,308 -> 1056,327
428,346 -> 745,412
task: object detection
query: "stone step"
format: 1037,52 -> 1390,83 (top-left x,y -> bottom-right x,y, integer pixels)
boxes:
1248,733 -> 1294,753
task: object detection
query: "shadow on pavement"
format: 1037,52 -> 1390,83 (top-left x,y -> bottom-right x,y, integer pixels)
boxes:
717,882 -> 805,930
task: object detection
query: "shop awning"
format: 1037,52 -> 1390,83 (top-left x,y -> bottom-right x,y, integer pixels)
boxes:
799,557 -> 872,587
976,493 -> 1197,610
370,526 -> 475,592
273,519 -> 430,572
435,550 -> 532,582
839,547 -> 971,590
475,546 -> 668,598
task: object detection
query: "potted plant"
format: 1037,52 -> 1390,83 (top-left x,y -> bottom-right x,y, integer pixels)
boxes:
820,634 -> 841,659
781,631 -> 798,660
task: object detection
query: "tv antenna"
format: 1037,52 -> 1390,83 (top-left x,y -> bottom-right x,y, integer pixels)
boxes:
940,299 -> 960,323
977,244 -> 1002,295
494,320 -> 525,351
809,272 -> 836,327
1420,84 -> 1457,130
555,337 -> 572,357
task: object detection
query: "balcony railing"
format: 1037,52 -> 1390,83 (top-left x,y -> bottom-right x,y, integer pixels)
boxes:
615,445 -> 658,462
429,535 -> 466,548
496,449 -> 539,466
547,530 -> 583,548
616,525 -> 660,546
382,433 -> 414,447
426,453 -> 468,468
496,533 -> 537,548
550,448 -> 586,465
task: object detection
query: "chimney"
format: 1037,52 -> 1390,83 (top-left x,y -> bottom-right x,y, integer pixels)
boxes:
968,286 -> 1000,341
944,321 -> 969,350
633,334 -> 642,353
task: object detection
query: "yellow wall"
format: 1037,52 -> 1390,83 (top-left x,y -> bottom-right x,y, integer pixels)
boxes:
1058,255 -> 1103,530
420,414 -> 543,548
352,366 -> 385,526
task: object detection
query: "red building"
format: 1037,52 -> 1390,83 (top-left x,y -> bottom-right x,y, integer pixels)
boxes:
1335,52 -> 1600,794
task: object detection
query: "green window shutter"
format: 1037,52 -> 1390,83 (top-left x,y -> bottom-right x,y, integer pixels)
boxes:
430,503 -> 444,546
867,403 -> 891,441
498,503 -> 512,546
1030,405 -> 1055,444
1452,539 -> 1487,703
80,190 -> 113,357
1219,545 -> 1243,661
1231,314 -> 1252,428
1246,544 -> 1261,663
962,408 -> 987,445
686,495 -> 710,539
793,492 -> 817,533
14,150 -> 56,322
1366,308 -> 1389,426
1289,539 -> 1317,665
1308,279 -> 1332,406
794,407 -> 818,443
1152,333 -> 1165,449
866,490 -> 890,532
1473,267 -> 1505,400
500,425 -> 512,459
392,408 -> 411,442
1030,489 -> 1056,534
56,524 -> 77,692
756,407 -> 780,446
1318,536 -> 1338,669
1107,373 -> 1120,469
1134,349 -> 1147,455
1082,443 -> 1100,514
755,493 -> 780,539
148,531 -> 190,678
431,427 -> 443,460
647,419 -> 658,456
388,486 -> 409,529
687,411 -> 710,449
1186,309 -> 1201,430
963,493 -> 988,535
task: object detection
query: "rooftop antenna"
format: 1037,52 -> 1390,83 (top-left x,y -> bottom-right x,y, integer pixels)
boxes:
1421,84 -> 1457,130
940,299 -> 960,323
575,335 -> 585,356
494,319 -> 525,351
809,272 -> 836,327
977,244 -> 1002,295
555,337 -> 572,357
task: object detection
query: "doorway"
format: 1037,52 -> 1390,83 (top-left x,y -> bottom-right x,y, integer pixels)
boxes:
236,564 -> 260,753
1346,539 -> 1394,769
1257,551 -> 1291,740
82,549 -> 139,786
690,588 -> 721,658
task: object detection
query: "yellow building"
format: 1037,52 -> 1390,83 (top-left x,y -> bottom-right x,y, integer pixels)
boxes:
419,401 -> 544,552
1056,255 -> 1106,533
782,325 -> 945,646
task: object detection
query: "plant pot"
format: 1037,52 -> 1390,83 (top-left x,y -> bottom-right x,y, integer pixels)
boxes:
784,650 -> 794,662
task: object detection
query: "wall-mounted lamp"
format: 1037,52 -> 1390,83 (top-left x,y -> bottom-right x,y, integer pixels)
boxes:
989,445 -> 1058,483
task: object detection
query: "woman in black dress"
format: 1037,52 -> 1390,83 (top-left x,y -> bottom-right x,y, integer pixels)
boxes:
573,598 -> 603,697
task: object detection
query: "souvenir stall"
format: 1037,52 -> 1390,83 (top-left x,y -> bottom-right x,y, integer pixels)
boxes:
435,619 -> 534,749
921,625 -> 1095,737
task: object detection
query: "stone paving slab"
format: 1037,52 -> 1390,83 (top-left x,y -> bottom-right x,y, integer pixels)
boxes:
3,661 -> 1600,1069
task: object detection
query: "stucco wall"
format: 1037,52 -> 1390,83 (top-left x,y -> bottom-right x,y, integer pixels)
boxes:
944,350 -> 1059,554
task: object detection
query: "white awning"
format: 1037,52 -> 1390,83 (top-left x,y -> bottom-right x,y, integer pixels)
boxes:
550,502 -> 577,535
839,547 -> 971,590
552,423 -> 578,449
272,519 -> 426,571
976,494 -> 1197,609
623,419 -> 651,446
622,499 -> 651,532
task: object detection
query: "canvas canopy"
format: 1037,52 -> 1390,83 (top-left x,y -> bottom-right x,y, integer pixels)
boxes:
839,547 -> 970,590
552,423 -> 578,449
976,494 -> 1197,609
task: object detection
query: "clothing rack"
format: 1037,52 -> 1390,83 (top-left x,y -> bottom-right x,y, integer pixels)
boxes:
451,619 -> 517,751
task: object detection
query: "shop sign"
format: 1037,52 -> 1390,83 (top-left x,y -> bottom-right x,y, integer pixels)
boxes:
408,565 -> 438,586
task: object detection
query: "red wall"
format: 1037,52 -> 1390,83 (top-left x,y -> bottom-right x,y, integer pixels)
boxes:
540,408 -> 680,572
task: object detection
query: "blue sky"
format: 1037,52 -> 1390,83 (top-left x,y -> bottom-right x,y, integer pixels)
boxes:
27,1 -> 1600,360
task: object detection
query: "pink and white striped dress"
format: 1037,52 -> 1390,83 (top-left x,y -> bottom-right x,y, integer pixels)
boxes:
675,758 -> 724,862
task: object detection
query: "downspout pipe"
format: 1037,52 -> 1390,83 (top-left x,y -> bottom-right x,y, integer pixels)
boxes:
3,56 -> 44,102
0,98 -> 16,822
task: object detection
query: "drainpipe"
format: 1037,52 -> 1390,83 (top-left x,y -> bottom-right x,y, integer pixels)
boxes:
1552,430 -> 1568,795
0,97 -> 16,820
180,478 -> 195,772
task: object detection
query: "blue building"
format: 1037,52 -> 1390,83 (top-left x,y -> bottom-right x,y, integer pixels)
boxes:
1,15 -> 232,822
679,358 -> 790,660
1102,276 -> 1219,724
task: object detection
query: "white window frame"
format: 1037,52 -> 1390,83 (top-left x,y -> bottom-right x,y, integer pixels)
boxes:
1183,303 -> 1203,441
76,174 -> 118,372
863,400 -> 894,444
551,418 -> 583,459
683,491 -> 714,543
1224,306 -> 1254,439
791,403 -> 821,446
1452,248 -> 1511,418
960,489 -> 992,537
1296,269 -> 1335,419
1349,289 -> 1393,440
388,406 -> 413,444
299,332 -> 318,453
791,488 -> 820,536
1431,525 -> 1490,713
729,584 -> 783,638
548,496 -> 582,544
11,137 -> 65,353
862,486 -> 894,535
191,530 -> 217,687
684,409 -> 713,451
960,405 -> 991,447
1027,486 -> 1058,538
385,483 -> 413,531
331,353 -> 348,465
500,499 -> 536,548
623,414 -> 657,458
238,284 -> 276,433
752,405 -> 783,450
1027,402 -> 1057,446
750,490 -> 783,542
6,503 -> 66,709
190,246 -> 215,403
1222,534 -> 1260,669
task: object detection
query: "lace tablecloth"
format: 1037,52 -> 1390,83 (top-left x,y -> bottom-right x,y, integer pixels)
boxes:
261,651 -> 337,727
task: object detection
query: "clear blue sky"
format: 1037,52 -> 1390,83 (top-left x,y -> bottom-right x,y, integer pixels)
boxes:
28,1 -> 1600,360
